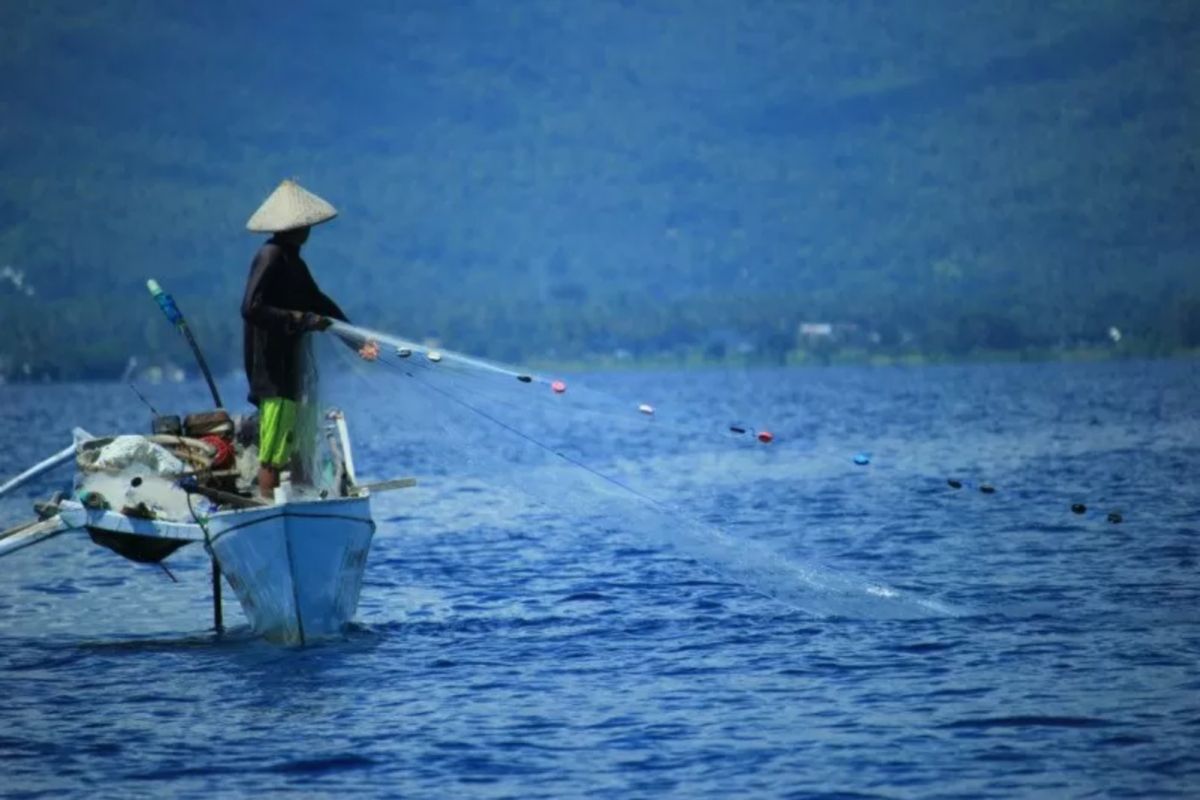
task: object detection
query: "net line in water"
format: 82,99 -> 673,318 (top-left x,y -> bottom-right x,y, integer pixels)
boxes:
322,320 -> 958,620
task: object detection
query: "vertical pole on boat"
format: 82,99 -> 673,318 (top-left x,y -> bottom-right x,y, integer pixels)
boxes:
145,279 -> 225,409
333,410 -> 358,486
212,559 -> 224,634
146,279 -> 226,633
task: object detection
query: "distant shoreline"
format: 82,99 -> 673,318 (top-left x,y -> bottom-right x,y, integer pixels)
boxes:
526,346 -> 1200,373
3,346 -> 1196,386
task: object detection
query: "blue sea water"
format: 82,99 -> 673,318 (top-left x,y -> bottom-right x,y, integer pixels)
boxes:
1,360 -> 1198,799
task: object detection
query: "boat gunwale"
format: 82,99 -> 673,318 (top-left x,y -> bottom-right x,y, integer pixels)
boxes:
205,505 -> 375,546
59,501 -> 204,542
56,490 -> 374,546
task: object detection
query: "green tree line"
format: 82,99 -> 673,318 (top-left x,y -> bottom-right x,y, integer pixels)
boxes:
1,0 -> 1197,379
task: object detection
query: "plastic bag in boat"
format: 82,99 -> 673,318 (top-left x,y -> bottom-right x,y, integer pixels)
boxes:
88,436 -> 186,475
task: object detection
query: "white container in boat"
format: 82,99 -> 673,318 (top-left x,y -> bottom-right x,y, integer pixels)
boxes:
275,471 -> 292,505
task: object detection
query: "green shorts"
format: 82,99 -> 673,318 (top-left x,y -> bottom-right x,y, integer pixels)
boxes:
259,397 -> 297,467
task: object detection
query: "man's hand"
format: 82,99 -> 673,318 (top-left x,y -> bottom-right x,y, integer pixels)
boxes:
293,311 -> 332,332
358,340 -> 380,361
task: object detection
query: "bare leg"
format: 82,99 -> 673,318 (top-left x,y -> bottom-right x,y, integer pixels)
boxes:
258,464 -> 279,500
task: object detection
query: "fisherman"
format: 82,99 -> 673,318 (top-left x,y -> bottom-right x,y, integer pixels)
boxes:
241,179 -> 377,499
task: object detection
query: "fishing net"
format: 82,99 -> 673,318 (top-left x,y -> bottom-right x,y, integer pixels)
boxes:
306,321 -> 955,619
292,335 -> 341,496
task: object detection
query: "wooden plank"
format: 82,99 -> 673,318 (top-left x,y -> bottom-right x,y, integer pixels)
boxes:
358,477 -> 417,493
0,516 -> 72,558
0,518 -> 41,542
187,484 -> 269,509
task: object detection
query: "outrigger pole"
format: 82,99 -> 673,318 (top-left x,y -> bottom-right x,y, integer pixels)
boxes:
0,442 -> 76,500
145,278 -> 225,633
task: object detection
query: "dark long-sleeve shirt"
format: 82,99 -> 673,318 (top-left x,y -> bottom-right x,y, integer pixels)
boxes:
241,237 -> 348,405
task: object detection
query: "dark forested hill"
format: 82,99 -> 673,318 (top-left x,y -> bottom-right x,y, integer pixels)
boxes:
2,0 -> 1198,379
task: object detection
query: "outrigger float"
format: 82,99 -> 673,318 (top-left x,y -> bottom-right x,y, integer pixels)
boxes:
0,281 -> 407,645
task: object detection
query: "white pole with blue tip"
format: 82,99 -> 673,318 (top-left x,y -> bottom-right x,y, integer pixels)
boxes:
146,279 -> 224,410
145,278 -> 225,633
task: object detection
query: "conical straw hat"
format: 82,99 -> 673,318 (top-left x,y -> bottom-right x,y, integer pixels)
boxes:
246,179 -> 337,233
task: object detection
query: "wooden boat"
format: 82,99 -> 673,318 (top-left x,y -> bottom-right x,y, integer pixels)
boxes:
0,280 -> 413,644
0,412 -> 398,646
204,492 -> 374,644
